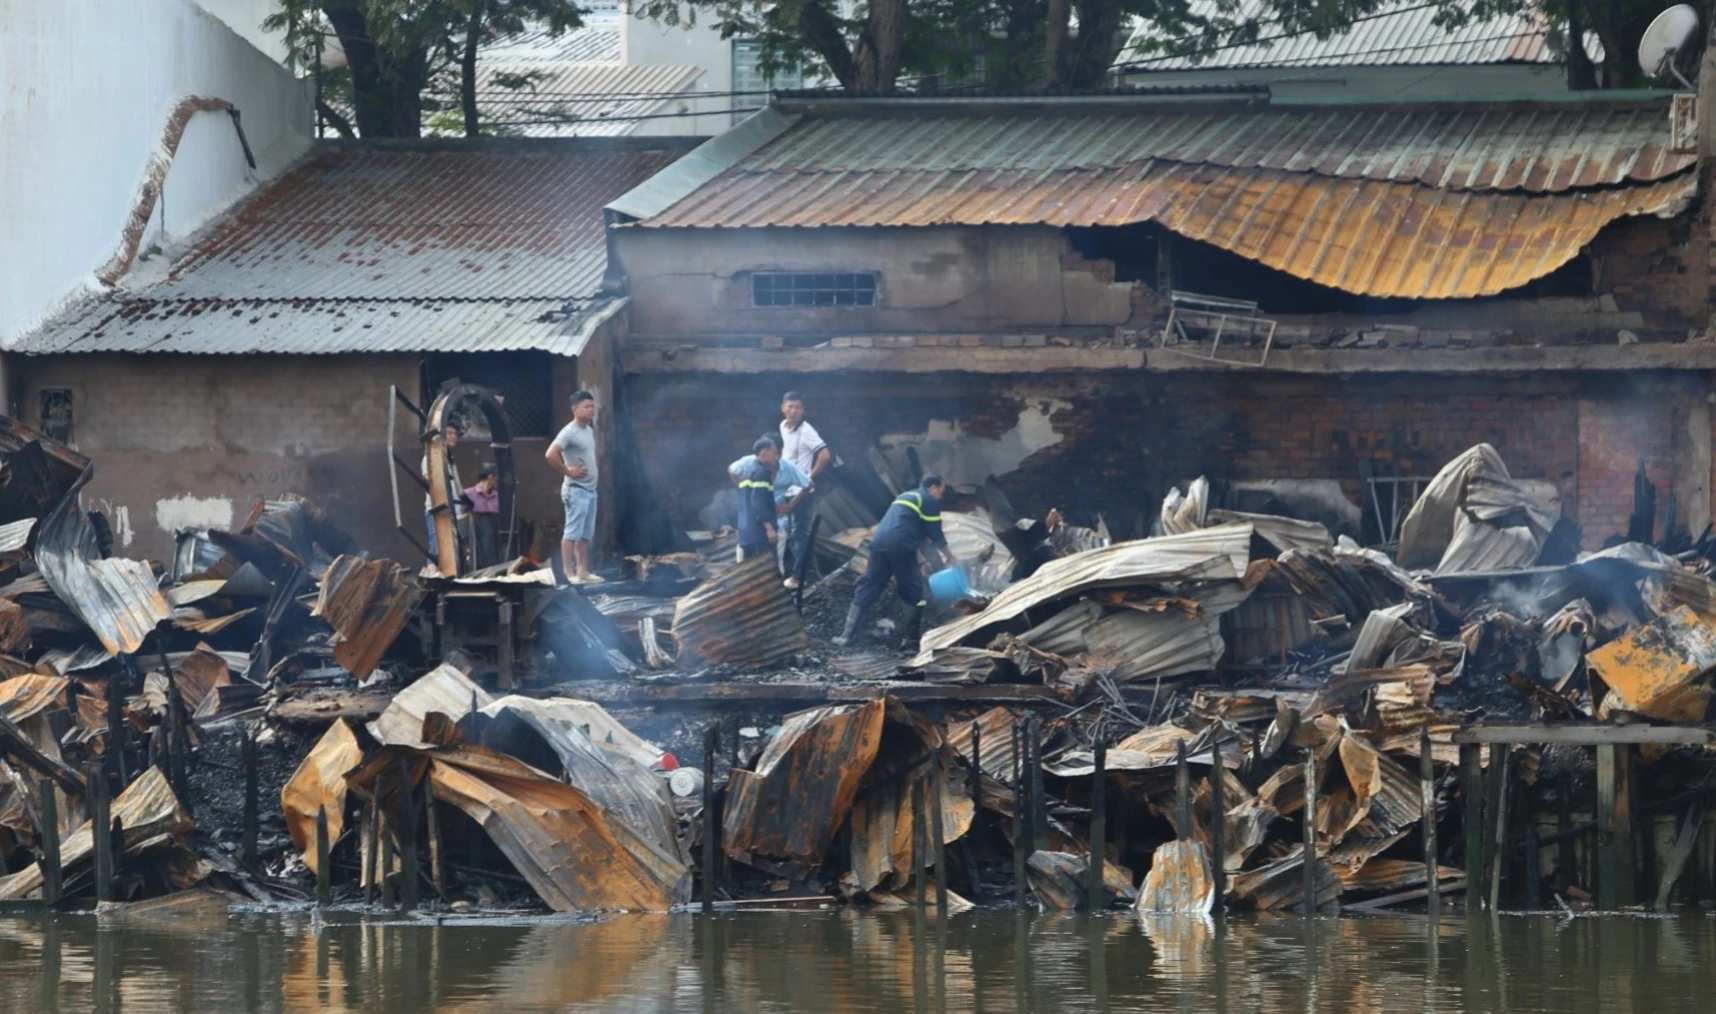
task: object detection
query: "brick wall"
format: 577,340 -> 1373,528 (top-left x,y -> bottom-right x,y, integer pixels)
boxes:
1595,214 -> 1707,332
624,369 -> 1713,550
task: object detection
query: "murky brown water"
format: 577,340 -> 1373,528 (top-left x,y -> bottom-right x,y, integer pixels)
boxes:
2,908 -> 1715,1012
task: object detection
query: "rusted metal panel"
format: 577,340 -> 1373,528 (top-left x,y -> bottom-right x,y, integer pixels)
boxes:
280,719 -> 363,877
848,749 -> 974,893
1135,840 -> 1215,913
672,554 -> 809,668
34,470 -> 171,656
723,699 -> 886,870
311,555 -> 425,681
0,766 -> 191,900
369,663 -> 495,747
0,674 -> 68,725
1588,605 -> 1716,722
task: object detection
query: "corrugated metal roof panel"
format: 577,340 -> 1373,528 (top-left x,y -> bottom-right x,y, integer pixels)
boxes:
1123,1 -> 1550,70
479,16 -> 622,63
656,103 -> 1688,193
154,146 -> 688,301
8,298 -> 607,356
467,62 -> 705,139
645,158 -> 1694,299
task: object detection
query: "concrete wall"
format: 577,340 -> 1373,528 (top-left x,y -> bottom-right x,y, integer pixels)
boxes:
1,0 -> 312,342
11,353 -> 420,561
624,369 -> 1716,549
619,226 -> 1136,337
190,0 -> 289,63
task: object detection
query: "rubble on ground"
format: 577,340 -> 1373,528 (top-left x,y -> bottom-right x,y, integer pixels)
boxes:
6,414 -> 1716,917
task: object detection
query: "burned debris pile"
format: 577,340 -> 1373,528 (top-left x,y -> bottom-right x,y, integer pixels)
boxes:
4,414 -> 1715,918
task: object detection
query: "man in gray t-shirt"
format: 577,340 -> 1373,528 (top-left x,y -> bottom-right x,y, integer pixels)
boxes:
546,390 -> 600,583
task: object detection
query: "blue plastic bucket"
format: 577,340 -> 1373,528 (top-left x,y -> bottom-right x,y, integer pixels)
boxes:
927,565 -> 971,605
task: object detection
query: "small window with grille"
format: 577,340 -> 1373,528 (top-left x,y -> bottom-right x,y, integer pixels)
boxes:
751,272 -> 878,308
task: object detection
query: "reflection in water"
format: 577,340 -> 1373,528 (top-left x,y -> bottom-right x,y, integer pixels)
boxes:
1,909 -> 1715,1013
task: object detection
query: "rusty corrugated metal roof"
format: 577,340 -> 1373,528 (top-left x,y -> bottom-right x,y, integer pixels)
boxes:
11,140 -> 693,356
628,98 -> 1694,299
671,555 -> 809,668
1121,1 -> 1552,71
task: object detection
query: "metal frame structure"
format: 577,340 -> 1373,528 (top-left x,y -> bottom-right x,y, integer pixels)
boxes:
1158,290 -> 1277,367
388,383 -> 518,577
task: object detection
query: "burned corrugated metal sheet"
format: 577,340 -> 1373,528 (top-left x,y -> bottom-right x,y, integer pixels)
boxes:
1400,443 -> 1556,574
1124,1 -> 1552,70
1135,840 -> 1215,913
416,744 -> 690,911
723,700 -> 885,870
1588,605 -> 1716,722
918,523 -> 1253,658
34,471 -> 171,656
0,674 -> 68,725
311,555 -> 424,681
672,554 -> 808,668
631,99 -> 1693,299
0,766 -> 191,900
369,663 -> 495,747
849,750 -> 974,893
280,719 -> 363,877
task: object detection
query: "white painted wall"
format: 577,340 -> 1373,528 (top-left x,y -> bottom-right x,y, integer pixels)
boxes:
191,0 -> 289,63
621,6 -> 737,136
1,0 -> 313,342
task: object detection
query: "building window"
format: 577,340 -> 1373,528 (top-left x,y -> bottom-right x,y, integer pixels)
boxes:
732,40 -> 802,124
39,389 -> 73,445
424,351 -> 554,437
752,272 -> 878,308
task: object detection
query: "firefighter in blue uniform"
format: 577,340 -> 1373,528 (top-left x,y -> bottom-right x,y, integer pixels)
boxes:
734,437 -> 781,561
834,473 -> 957,649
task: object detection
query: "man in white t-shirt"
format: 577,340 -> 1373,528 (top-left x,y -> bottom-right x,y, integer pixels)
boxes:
778,391 -> 832,589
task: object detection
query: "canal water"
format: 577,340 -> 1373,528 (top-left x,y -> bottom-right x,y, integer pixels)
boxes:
2,908 -> 1715,1012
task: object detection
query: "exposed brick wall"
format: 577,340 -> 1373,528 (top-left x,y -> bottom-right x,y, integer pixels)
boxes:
1596,214 -> 1706,332
624,369 -> 1713,550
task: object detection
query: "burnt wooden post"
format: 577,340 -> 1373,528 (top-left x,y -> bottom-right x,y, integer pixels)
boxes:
86,761 -> 112,902
1556,769 -> 1576,896
1596,743 -> 1636,909
912,778 -> 928,909
928,772 -> 948,914
1302,747 -> 1318,915
426,792 -> 446,900
240,727 -> 259,866
965,720 -> 983,896
702,724 -> 720,912
379,808 -> 396,908
363,799 -> 380,905
315,805 -> 332,907
1027,715 -> 1048,851
1088,739 -> 1108,913
1209,739 -> 1225,913
1420,725 -> 1439,913
397,760 -> 419,912
1012,719 -> 1027,908
38,779 -> 61,908
106,668 -> 129,787
1174,741 -> 1192,839
108,817 -> 125,893
1460,742 -> 1485,904
1525,822 -> 1542,910
1488,745 -> 1510,911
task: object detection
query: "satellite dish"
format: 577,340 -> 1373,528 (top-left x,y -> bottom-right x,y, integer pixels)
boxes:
1638,4 -> 1699,88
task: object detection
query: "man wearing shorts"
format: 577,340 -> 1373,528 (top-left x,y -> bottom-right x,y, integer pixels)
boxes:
546,390 -> 600,584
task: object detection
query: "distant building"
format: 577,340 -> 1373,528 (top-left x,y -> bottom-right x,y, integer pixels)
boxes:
1118,1 -> 1571,99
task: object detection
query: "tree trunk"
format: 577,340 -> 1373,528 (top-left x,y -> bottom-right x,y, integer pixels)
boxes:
1063,0 -> 1126,89
1042,0 -> 1070,87
852,0 -> 908,93
462,5 -> 484,138
324,6 -> 427,138
797,0 -> 858,90
1564,0 -> 1599,89
1001,0 -> 1047,88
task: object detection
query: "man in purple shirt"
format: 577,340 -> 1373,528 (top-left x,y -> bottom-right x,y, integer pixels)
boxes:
463,463 -> 500,567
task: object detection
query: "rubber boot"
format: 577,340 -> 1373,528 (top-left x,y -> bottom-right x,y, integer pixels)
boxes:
832,603 -> 864,647
899,604 -> 924,651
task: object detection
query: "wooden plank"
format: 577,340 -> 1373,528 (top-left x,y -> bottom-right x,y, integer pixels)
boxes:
535,680 -> 1081,706
1344,878 -> 1468,912
1454,725 -> 1714,746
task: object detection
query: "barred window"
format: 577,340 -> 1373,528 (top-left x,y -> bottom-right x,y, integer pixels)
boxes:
752,272 -> 878,308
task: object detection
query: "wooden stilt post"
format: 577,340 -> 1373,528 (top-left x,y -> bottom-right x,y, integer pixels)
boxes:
426,792 -> 445,900
1207,739 -> 1223,914
1596,743 -> 1636,909
87,761 -> 111,903
1012,718 -> 1027,908
1174,741 -> 1192,840
1489,745 -> 1510,912
38,780 -> 61,908
106,669 -> 129,787
1525,822 -> 1541,910
702,724 -> 720,913
1089,740 -> 1108,913
240,727 -> 259,866
315,805 -> 332,907
912,778 -> 928,909
929,771 -> 947,915
1420,724 -> 1439,913
363,799 -> 379,905
1557,769 -> 1575,896
1028,716 -> 1047,852
965,720 -> 983,896
1302,747 -> 1318,915
1460,742 -> 1484,905
397,761 -> 419,912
